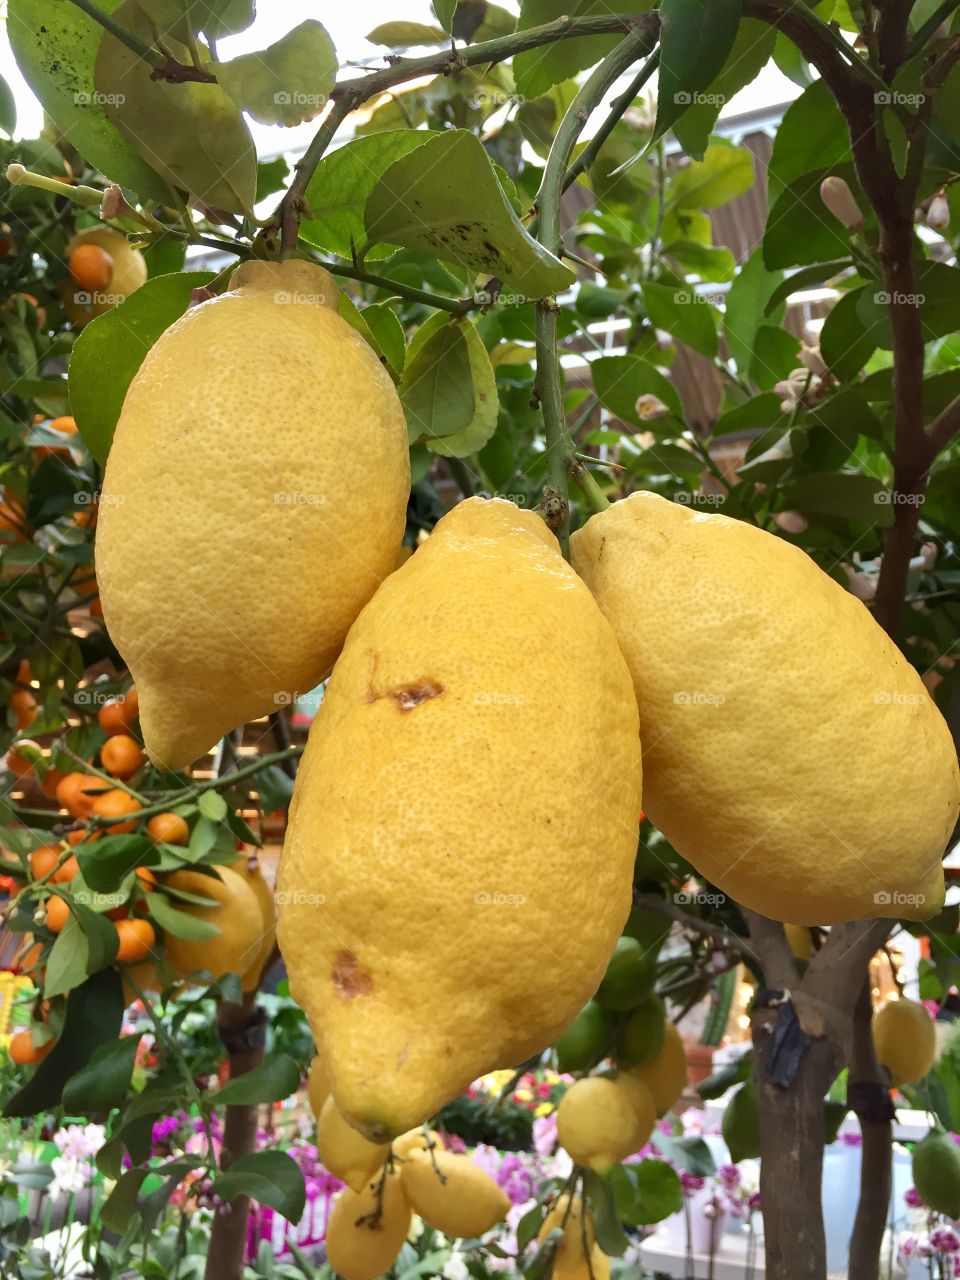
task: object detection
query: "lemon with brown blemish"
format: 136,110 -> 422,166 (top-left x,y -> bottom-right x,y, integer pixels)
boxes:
277,497 -> 642,1139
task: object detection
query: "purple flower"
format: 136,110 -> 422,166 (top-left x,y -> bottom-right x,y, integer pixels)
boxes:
931,1228 -> 960,1254
747,1192 -> 761,1212
680,1171 -> 705,1196
717,1163 -> 741,1190
151,1115 -> 181,1146
904,1186 -> 924,1209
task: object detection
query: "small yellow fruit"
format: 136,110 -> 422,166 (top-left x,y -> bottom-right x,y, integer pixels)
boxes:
556,1076 -> 647,1172
400,1149 -> 510,1237
317,1095 -> 391,1193
278,497 -> 642,1139
570,492 -> 959,925
232,858 -> 276,993
161,866 -> 263,981
628,1020 -> 687,1117
97,258 -> 410,769
61,226 -> 147,323
392,1128 -> 443,1160
538,1194 -> 596,1264
872,997 -> 937,1086
307,1055 -> 331,1119
784,924 -> 812,962
325,1165 -> 410,1280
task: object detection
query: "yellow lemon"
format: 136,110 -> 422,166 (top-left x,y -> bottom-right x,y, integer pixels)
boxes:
325,1165 -> 410,1280
307,1055 -> 331,1119
161,866 -> 263,981
872,997 -> 937,1086
400,1149 -> 510,1237
784,924 -> 812,962
96,258 -> 410,769
277,497 -> 642,1138
317,1094 -> 391,1193
538,1194 -> 596,1262
571,492 -> 959,924
628,1019 -> 687,1117
392,1128 -> 443,1160
556,1076 -> 647,1172
232,857 -> 276,993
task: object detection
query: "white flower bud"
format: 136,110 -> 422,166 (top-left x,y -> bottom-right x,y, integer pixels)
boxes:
820,177 -> 864,230
635,393 -> 670,421
927,195 -> 950,232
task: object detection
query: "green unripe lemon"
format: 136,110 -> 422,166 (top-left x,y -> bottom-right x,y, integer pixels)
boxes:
616,994 -> 666,1068
556,1001 -> 614,1073
595,937 -> 656,1012
912,1126 -> 960,1218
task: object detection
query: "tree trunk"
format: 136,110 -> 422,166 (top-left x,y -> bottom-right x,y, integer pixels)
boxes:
753,1008 -> 841,1280
847,978 -> 894,1280
203,993 -> 266,1280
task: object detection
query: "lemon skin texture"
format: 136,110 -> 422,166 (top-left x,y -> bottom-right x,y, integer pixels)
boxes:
61,227 -> 147,323
162,865 -> 264,981
277,497 -> 642,1139
316,1094 -> 390,1193
325,1165 -> 411,1280
96,258 -> 410,769
232,857 -> 276,993
400,1149 -> 510,1237
556,1075 -> 647,1172
571,491 -> 959,925
872,997 -> 937,1086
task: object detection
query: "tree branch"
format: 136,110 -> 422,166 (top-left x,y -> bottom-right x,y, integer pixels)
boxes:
847,977 -> 895,1280
67,0 -> 216,81
634,893 -> 749,951
804,918 -> 892,1011
926,394 -> 960,453
273,12 -> 659,251
742,909 -> 800,990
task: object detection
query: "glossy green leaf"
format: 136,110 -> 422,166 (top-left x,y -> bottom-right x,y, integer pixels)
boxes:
673,20 -> 775,159
513,0 -> 655,99
652,1133 -> 716,1176
363,304 -> 406,377
365,130 -> 573,297
782,471 -> 892,525
218,20 -> 336,126
8,0 -> 172,204
591,355 -> 684,429
94,1 -> 257,215
148,891 -> 221,940
632,1159 -> 684,1224
724,248 -> 785,377
764,173 -> 852,270
643,282 -> 718,358
773,31 -> 814,87
723,1081 -> 761,1163
366,22 -> 448,46
750,325 -> 800,390
401,321 -> 474,445
62,1034 -> 142,1113
820,286 -> 876,381
214,1150 -> 305,1223
767,80 -> 850,202
663,240 -> 736,283
100,1168 -> 148,1233
764,259 -> 852,316
215,1053 -> 300,1105
0,73 -> 16,136
653,0 -> 743,147
582,1170 -> 630,1256
77,835 -> 154,891
667,140 -> 755,210
432,0 -> 457,31
300,131 -> 429,261
69,271 -> 214,466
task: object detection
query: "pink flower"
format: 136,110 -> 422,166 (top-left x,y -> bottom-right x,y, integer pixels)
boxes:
904,1186 -> 924,1208
533,1113 -> 558,1157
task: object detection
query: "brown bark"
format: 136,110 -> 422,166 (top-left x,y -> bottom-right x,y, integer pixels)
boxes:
847,980 -> 895,1280
753,1013 -> 842,1280
204,993 -> 266,1280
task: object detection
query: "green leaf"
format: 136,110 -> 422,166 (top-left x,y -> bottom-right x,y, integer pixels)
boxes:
198,791 -> 228,823
215,1053 -> 300,1105
764,259 -> 852,316
432,0 -> 457,32
94,0 -> 257,215
591,355 -> 684,429
149,891 -> 220,940
643,282 -> 718,358
652,0 -> 743,147
857,262 -> 960,346
722,1081 -> 761,1163
300,131 -> 429,261
8,0 -> 172,204
767,79 -> 850,203
218,21 -> 337,127
632,1159 -> 684,1224
256,156 -> 290,202
667,140 -> 755,210
663,240 -> 736,283
651,1133 -> 716,1175
750,324 -> 800,391
366,22 -> 448,47
44,915 -> 89,998
62,1034 -> 142,1113
214,1151 -> 305,1224
781,471 -> 892,525
5,969 -> 124,1117
724,247 -> 786,377
514,0 -> 655,98
764,172 -> 852,269
194,0 -> 255,40
673,20 -> 776,159
0,72 -> 17,136
820,286 -> 876,381
77,835 -> 153,892
773,31 -> 814,87
400,322 -> 474,444
582,1170 -> 630,1257
365,130 -> 573,297
362,304 -> 406,378
69,271 -> 214,465
100,1168 -> 148,1234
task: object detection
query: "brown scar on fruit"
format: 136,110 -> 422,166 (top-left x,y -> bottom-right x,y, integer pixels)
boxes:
365,673 -> 444,710
332,950 -> 374,1000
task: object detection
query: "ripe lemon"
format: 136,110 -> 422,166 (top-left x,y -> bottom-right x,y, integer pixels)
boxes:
784,924 -> 812,962
96,258 -> 410,769
400,1149 -> 510,1237
307,1055 -> 331,1118
232,857 -> 276,993
872,997 -> 936,1085
393,1128 -> 443,1160
325,1165 -> 410,1280
277,498 -> 642,1139
538,1196 -> 609,1280
556,1075 -> 649,1172
628,1020 -> 687,1117
161,866 -> 263,981
61,227 -> 146,323
317,1094 -> 390,1193
571,492 -> 959,925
